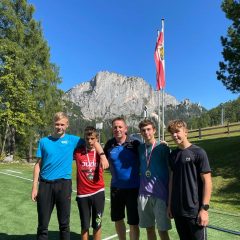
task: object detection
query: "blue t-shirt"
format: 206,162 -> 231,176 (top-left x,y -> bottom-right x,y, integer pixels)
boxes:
138,142 -> 170,202
36,134 -> 83,180
104,138 -> 140,188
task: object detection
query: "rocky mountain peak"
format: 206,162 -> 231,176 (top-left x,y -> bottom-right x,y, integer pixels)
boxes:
65,71 -> 179,120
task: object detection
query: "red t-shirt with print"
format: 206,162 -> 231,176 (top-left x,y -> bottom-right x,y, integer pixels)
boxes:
74,146 -> 104,196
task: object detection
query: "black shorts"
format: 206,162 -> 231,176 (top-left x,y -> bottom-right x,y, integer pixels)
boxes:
174,216 -> 207,240
76,191 -> 105,230
110,187 -> 139,225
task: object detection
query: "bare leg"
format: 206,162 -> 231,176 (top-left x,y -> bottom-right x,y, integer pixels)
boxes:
129,224 -> 139,240
158,230 -> 170,240
115,219 -> 126,240
93,227 -> 101,240
81,229 -> 89,240
146,226 -> 157,240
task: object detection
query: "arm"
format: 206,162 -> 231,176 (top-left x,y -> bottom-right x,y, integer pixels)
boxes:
167,171 -> 173,219
197,172 -> 212,226
31,159 -> 41,202
94,142 -> 109,170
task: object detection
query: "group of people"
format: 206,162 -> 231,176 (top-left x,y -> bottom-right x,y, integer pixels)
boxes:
31,112 -> 212,240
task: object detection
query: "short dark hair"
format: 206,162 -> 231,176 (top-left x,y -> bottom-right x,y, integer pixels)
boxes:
167,119 -> 188,133
84,126 -> 99,138
112,117 -> 126,126
138,119 -> 156,130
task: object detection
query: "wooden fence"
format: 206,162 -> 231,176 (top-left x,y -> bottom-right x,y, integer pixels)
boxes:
164,122 -> 240,143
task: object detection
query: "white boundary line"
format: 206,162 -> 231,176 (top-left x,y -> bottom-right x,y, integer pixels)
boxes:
103,229 -> 130,240
6,169 -> 22,174
0,170 -> 126,239
0,171 -> 33,181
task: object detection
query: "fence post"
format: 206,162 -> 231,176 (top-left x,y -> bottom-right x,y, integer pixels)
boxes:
227,122 -> 230,134
199,128 -> 202,139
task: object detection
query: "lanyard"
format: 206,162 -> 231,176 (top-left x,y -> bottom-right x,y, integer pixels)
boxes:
145,141 -> 156,169
85,147 -> 96,170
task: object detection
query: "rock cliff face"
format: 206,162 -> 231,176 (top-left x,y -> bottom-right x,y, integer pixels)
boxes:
65,71 -> 179,120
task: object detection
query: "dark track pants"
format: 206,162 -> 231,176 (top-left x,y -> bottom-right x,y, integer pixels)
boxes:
37,179 -> 72,240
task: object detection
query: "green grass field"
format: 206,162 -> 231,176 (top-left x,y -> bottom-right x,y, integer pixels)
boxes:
0,135 -> 240,239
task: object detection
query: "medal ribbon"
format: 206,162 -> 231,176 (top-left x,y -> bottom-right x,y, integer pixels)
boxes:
85,147 -> 96,171
145,141 -> 156,169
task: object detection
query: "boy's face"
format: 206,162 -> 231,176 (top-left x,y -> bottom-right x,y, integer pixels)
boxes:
54,117 -> 69,137
140,124 -> 156,143
170,127 -> 188,145
85,134 -> 98,150
112,120 -> 128,140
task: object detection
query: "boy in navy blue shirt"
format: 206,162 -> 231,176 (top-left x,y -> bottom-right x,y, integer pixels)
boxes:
167,120 -> 212,240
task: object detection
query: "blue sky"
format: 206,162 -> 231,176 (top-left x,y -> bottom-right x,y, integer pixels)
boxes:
29,0 -> 238,110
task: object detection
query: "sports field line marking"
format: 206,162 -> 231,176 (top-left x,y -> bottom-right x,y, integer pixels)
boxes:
0,171 -> 110,201
6,169 -> 22,174
103,229 -> 130,240
0,171 -> 33,181
0,171 -> 126,239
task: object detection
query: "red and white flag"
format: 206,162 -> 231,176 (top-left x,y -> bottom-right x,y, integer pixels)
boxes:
154,26 -> 165,90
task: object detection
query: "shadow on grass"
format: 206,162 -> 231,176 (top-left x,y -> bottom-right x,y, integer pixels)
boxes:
211,198 -> 240,207
193,136 -> 240,179
0,231 -> 93,240
190,136 -> 240,210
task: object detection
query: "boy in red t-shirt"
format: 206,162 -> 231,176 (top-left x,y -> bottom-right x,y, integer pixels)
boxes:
74,126 -> 107,240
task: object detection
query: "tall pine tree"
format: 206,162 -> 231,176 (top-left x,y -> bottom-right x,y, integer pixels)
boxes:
0,0 -> 63,160
217,0 -> 240,92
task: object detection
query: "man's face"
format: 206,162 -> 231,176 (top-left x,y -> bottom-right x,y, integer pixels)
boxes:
112,120 -> 128,140
140,124 -> 156,142
85,134 -> 98,150
170,127 -> 188,145
54,117 -> 69,137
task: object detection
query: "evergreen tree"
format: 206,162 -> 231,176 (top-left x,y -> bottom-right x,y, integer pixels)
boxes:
0,0 -> 63,160
217,0 -> 240,92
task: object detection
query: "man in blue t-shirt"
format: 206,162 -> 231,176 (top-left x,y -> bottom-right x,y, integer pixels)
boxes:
104,117 -> 140,240
138,119 -> 171,240
31,112 -> 108,240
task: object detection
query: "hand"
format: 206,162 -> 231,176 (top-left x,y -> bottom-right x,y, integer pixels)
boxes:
31,186 -> 38,202
167,205 -> 173,219
197,209 -> 209,226
160,140 -> 168,146
100,157 -> 109,170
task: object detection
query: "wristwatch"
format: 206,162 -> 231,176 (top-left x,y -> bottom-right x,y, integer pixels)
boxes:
201,204 -> 209,211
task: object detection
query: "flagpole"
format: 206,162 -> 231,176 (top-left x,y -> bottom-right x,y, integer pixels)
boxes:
154,19 -> 165,141
162,89 -> 165,141
161,19 -> 165,141
157,30 -> 161,142
158,85 -> 161,141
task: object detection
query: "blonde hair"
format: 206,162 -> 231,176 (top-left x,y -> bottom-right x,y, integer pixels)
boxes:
167,119 -> 188,133
53,112 -> 69,122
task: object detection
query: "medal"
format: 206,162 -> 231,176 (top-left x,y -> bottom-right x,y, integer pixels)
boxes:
145,142 -> 156,178
145,170 -> 151,178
